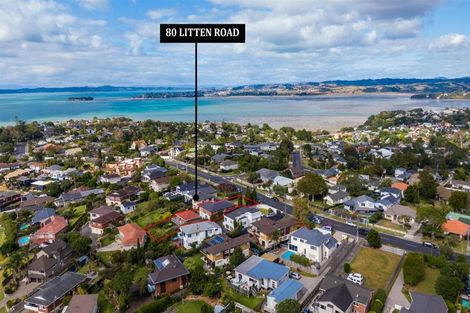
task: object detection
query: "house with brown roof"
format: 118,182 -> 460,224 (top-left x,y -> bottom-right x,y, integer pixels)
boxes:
27,240 -> 74,283
105,185 -> 141,206
89,210 -> 124,235
171,210 -> 201,226
31,216 -> 68,245
64,294 -> 98,313
147,254 -> 189,297
201,234 -> 252,268
442,219 -> 470,239
117,223 -> 147,247
150,176 -> 172,192
249,214 -> 302,249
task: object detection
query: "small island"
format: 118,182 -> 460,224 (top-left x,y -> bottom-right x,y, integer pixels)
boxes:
68,96 -> 94,101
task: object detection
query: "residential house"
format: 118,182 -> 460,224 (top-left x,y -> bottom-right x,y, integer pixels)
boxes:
178,220 -> 222,249
54,188 -> 104,207
256,168 -> 280,183
150,176 -> 172,192
0,191 -> 21,208
223,206 -> 262,231
106,157 -> 142,176
31,215 -> 68,245
117,223 -> 147,247
24,272 -> 87,313
131,140 -> 147,150
201,234 -> 252,268
196,199 -> 236,220
265,279 -> 304,313
99,173 -> 123,184
442,219 -> 469,239
139,145 -> 158,157
233,255 -> 290,292
89,209 -> 124,235
451,180 -> 470,191
400,292 -> 448,313
171,210 -> 201,226
343,195 -> 377,214
313,275 -> 373,313
220,160 -> 239,171
384,204 -> 416,224
323,190 -> 351,206
170,182 -> 217,203
20,195 -> 55,211
105,185 -> 141,206
391,181 -> 409,196
147,254 -> 190,297
64,294 -> 98,313
272,176 -> 294,191
27,240 -> 74,283
287,227 -> 339,264
249,215 -> 302,249
141,165 -> 168,182
31,208 -> 56,225
119,201 -> 136,214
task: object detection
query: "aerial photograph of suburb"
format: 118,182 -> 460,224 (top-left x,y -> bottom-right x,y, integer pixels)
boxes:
0,1 -> 469,313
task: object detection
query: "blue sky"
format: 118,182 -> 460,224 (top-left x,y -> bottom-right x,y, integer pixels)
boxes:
0,0 -> 468,88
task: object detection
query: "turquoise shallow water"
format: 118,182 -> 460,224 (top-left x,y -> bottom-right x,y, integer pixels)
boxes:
0,92 -> 469,130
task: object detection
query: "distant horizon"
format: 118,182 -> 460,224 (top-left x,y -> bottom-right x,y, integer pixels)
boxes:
2,76 -> 470,91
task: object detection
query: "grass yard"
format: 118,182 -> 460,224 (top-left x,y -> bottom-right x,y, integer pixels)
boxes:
377,219 -> 406,232
98,290 -> 114,313
409,266 -> 440,295
222,281 -> 265,310
176,300 -> 209,313
183,254 -> 204,272
59,205 -> 87,225
350,247 -> 401,290
132,210 -> 172,228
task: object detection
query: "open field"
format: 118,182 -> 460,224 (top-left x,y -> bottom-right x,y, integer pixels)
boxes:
350,247 -> 402,290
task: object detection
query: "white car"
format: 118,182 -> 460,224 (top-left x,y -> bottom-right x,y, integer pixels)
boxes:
290,272 -> 301,280
347,273 -> 364,285
345,220 -> 357,228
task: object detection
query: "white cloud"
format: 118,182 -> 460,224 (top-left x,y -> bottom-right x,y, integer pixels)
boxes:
428,33 -> 469,52
146,8 -> 176,20
76,0 -> 108,11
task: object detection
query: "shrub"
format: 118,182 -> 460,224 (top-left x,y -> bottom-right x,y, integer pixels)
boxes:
136,296 -> 174,313
403,253 -> 425,286
290,254 -> 311,266
344,263 -> 351,274
367,229 -> 382,248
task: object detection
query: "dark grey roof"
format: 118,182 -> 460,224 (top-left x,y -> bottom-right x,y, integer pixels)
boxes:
148,254 -> 189,284
318,284 -> 353,312
200,200 -> 235,213
25,272 -> 86,306
291,227 -> 337,247
326,190 -> 350,202
28,255 -> 57,272
225,206 -> 260,219
42,239 -> 72,257
400,292 -> 448,313
202,234 -> 252,255
318,275 -> 373,307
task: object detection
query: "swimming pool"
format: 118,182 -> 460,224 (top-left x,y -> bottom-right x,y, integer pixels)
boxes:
18,236 -> 30,246
19,223 -> 30,231
282,250 -> 295,260
461,298 -> 469,309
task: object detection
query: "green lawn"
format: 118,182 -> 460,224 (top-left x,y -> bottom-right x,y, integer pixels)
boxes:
59,205 -> 87,224
176,300 -> 210,313
410,266 -> 440,295
377,219 -> 406,232
98,290 -> 114,313
183,254 -> 205,272
350,247 -> 401,290
132,210 -> 172,228
222,281 -> 265,310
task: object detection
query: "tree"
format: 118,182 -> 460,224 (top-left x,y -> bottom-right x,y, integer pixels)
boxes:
449,191 -> 469,212
341,175 -> 366,196
418,171 -> 437,200
416,206 -> 446,231
343,263 -> 351,273
229,248 -> 246,268
435,275 -> 463,302
276,299 -> 301,313
69,235 -> 92,255
404,185 -> 420,203
366,229 -> 381,248
297,173 -> 327,201
293,197 -> 310,223
403,253 -> 425,286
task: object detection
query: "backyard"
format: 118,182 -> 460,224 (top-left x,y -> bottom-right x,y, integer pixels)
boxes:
58,204 -> 87,225
350,247 -> 402,290
407,266 -> 440,295
174,300 -> 210,313
221,281 -> 265,310
131,209 -> 172,228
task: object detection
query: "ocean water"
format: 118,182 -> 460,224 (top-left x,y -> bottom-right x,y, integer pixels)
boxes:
0,92 -> 469,130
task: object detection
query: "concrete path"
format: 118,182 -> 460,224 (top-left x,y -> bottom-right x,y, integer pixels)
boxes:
384,270 -> 410,313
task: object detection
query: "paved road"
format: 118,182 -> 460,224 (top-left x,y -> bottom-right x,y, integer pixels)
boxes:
166,160 -> 469,261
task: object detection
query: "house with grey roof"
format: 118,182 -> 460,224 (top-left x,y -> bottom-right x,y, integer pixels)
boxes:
256,168 -> 280,183
400,292 -> 448,313
343,195 -> 377,214
197,199 -> 236,220
147,254 -> 189,297
177,220 -> 222,249
24,272 -> 87,313
323,190 -> 351,206
312,274 -> 373,313
287,227 -> 339,264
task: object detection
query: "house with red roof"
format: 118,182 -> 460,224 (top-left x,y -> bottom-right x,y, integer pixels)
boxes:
171,210 -> 201,226
117,223 -> 147,247
31,215 -> 68,245
442,219 -> 470,239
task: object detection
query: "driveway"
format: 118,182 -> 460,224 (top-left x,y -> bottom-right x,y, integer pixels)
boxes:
384,270 -> 410,313
97,241 -> 134,252
0,280 -> 40,309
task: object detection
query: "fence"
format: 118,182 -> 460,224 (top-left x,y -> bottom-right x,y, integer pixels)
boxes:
384,254 -> 405,293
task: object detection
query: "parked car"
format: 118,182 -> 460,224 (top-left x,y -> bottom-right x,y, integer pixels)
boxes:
422,241 -> 437,249
358,227 -> 369,235
347,272 -> 364,285
345,220 -> 357,228
310,215 -> 323,224
322,225 -> 333,234
290,272 -> 301,280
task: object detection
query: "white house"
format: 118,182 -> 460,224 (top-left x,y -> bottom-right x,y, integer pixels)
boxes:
323,190 -> 350,206
219,160 -> 239,171
343,195 -> 377,214
233,256 -> 289,292
119,201 -> 136,214
223,206 -> 262,231
272,176 -> 294,192
287,227 -> 339,264
178,221 -> 222,249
